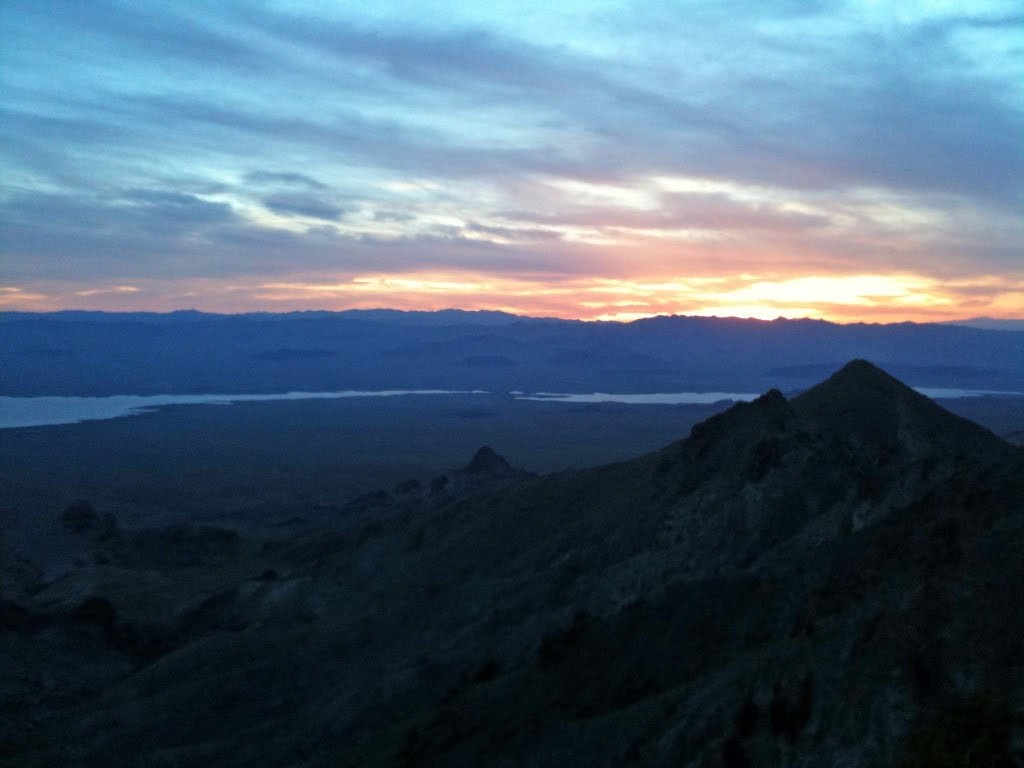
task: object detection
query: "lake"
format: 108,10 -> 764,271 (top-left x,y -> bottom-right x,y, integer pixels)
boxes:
0,390 -> 483,429
1,387 -> 1022,429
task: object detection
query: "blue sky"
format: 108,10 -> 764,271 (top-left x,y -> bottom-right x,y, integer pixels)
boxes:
1,0 -> 1022,320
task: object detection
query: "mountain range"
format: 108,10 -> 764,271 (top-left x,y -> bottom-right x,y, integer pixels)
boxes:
1,360 -> 1022,766
2,311 -> 1024,395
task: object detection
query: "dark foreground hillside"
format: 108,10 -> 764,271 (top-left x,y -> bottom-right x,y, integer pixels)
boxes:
2,361 -> 1023,766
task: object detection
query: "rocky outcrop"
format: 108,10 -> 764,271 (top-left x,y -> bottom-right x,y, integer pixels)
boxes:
60,499 -> 120,542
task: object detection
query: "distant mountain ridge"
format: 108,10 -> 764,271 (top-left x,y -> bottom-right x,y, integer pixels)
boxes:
0,307 -> 558,325
3,311 -> 1023,396
945,316 -> 1024,331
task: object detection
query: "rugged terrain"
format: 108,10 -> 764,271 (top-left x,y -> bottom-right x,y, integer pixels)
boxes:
2,360 -> 1022,766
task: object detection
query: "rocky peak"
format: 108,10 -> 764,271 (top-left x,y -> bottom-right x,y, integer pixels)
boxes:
794,359 -> 913,409
463,446 -> 514,476
792,358 -> 1008,459
683,387 -> 800,464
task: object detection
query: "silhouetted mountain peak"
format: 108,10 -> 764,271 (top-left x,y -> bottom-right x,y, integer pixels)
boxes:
810,358 -> 904,392
669,387 -> 806,485
689,387 -> 795,443
832,357 -> 890,378
794,359 -> 927,427
793,359 -> 1007,458
463,446 -> 513,475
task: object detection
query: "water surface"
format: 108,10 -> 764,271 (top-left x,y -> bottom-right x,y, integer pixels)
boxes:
2,386 -> 1021,429
0,390 -> 482,429
516,391 -> 760,405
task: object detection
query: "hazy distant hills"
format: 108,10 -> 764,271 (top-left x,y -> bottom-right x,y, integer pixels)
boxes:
2,361 -> 1022,766
946,316 -> 1024,331
2,310 -> 1023,395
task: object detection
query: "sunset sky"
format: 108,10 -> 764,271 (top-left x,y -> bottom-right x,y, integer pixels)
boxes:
2,1 -> 1022,321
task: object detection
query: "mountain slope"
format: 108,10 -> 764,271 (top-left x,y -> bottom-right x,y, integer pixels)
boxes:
2,362 -> 1022,767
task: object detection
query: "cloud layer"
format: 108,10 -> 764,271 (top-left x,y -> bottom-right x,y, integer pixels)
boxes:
1,0 -> 1021,319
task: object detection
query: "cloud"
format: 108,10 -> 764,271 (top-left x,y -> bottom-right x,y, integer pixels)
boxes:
371,210 -> 416,223
0,0 -> 1020,318
463,221 -> 563,243
0,285 -> 49,305
244,170 -> 328,190
261,193 -> 344,221
1,188 -> 237,241
74,285 -> 141,297
5,2 -> 1020,198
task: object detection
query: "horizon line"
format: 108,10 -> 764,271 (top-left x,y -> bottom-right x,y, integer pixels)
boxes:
3,307 -> 1023,328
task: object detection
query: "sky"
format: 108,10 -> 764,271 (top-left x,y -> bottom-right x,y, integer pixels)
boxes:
1,0 -> 1022,322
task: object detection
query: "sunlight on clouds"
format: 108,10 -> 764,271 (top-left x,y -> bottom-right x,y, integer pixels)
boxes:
607,226 -> 724,242
583,279 -> 725,297
0,286 -> 48,305
74,285 -> 141,297
559,230 -> 621,245
378,179 -> 443,194
5,271 -> 1018,322
248,272 -> 962,322
257,275 -> 577,302
579,300 -> 651,309
231,199 -> 316,233
351,276 -> 487,294
988,291 -> 1024,314
255,279 -> 482,297
687,305 -> 825,321
232,171 -> 1020,258
593,311 -> 669,322
647,177 -> 957,236
715,274 -> 948,308
651,175 -> 774,203
843,188 -> 945,231
576,274 -> 954,320
416,213 -> 467,229
648,176 -> 826,217
545,178 -> 659,210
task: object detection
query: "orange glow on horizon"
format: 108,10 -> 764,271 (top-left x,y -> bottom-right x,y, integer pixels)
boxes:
5,270 -> 1022,324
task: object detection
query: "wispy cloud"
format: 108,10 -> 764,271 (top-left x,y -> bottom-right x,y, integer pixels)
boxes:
261,194 -> 344,221
74,285 -> 140,297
